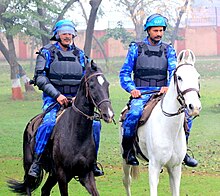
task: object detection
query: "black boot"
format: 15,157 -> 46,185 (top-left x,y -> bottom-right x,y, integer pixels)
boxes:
93,162 -> 104,177
183,153 -> 198,167
122,137 -> 139,166
28,154 -> 41,178
184,133 -> 198,167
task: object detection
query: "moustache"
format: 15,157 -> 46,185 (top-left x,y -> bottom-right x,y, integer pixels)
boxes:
154,36 -> 162,39
63,38 -> 71,41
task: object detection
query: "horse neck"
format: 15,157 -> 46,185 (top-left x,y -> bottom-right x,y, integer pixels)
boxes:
162,77 -> 183,117
74,87 -> 95,116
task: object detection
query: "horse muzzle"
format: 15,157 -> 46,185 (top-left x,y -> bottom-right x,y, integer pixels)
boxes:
101,107 -> 114,123
186,103 -> 202,117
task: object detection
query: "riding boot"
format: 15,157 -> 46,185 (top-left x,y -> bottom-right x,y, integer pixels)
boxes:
183,153 -> 198,167
183,132 -> 198,167
28,154 -> 41,178
122,136 -> 139,166
93,162 -> 104,177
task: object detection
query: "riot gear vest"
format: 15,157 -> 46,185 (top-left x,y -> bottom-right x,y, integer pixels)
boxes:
134,42 -> 168,87
48,46 -> 83,95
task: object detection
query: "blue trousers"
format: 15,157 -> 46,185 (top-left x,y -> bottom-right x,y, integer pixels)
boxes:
122,95 -> 193,139
122,94 -> 151,137
35,96 -> 101,156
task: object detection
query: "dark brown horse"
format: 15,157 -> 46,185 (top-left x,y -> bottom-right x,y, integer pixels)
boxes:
8,61 -> 114,196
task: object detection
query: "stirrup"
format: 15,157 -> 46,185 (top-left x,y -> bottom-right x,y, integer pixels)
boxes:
93,162 -> 104,177
183,149 -> 198,167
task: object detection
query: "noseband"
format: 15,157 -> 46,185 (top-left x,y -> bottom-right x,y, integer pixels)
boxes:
161,63 -> 200,117
72,72 -> 111,120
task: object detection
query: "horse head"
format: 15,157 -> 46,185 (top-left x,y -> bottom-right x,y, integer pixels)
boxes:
174,49 -> 202,117
84,60 -> 114,123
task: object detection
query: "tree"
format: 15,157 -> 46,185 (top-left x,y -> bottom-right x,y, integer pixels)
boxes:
78,0 -> 108,64
113,0 -> 155,41
170,0 -> 190,45
0,1 -> 35,100
0,0 -> 102,100
84,0 -> 102,57
101,21 -> 134,48
112,0 -> 192,44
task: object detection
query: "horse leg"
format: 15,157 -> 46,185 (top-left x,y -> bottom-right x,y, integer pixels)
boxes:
167,165 -> 182,196
148,161 -> 161,196
41,173 -> 57,196
122,160 -> 132,196
56,167 -> 69,196
79,171 -> 99,196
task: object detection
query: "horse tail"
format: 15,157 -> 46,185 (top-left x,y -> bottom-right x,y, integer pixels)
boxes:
7,173 -> 43,195
7,123 -> 44,195
131,166 -> 139,180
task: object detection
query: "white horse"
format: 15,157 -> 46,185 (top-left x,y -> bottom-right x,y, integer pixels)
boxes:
120,49 -> 202,196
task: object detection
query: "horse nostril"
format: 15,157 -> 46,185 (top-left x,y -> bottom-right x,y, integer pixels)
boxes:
189,104 -> 194,110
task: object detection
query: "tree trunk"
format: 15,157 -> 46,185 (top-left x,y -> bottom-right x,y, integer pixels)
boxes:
0,35 -> 34,100
171,0 -> 189,46
84,0 -> 102,57
78,0 -> 108,65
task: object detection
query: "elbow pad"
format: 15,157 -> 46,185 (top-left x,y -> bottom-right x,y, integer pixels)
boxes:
36,76 -> 60,99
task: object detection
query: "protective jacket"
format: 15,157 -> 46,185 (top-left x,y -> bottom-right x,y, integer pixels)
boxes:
34,43 -> 85,99
134,42 -> 168,87
120,37 -> 177,94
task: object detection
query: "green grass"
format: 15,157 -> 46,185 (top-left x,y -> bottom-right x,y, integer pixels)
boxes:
0,57 -> 220,195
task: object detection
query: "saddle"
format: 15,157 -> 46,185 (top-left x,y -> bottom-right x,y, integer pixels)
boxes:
27,99 -> 101,139
26,105 -> 67,139
120,93 -> 163,128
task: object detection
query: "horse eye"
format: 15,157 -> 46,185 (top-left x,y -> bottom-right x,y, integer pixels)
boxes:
177,76 -> 182,81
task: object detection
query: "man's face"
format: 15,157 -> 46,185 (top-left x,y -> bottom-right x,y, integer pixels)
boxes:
59,33 -> 73,46
148,26 -> 164,44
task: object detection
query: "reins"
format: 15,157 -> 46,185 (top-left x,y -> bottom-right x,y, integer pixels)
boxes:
72,100 -> 95,120
161,63 -> 200,117
72,71 -> 111,121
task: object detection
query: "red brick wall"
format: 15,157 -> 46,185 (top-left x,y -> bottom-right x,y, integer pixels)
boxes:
18,40 -> 27,59
176,26 -> 218,56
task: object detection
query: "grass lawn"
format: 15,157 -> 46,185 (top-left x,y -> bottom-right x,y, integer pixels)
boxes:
0,57 -> 219,195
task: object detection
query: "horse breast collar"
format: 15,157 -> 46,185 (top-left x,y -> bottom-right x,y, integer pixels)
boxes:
161,63 -> 200,117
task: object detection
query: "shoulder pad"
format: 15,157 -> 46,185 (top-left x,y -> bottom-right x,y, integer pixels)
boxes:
43,43 -> 55,50
161,41 -> 172,47
129,41 -> 137,47
36,44 -> 57,55
73,46 -> 81,56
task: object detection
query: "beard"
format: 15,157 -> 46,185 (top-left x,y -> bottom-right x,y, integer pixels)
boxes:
149,36 -> 162,45
60,38 -> 72,48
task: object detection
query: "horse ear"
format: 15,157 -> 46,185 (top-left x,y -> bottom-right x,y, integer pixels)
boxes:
177,49 -> 196,66
91,59 -> 97,71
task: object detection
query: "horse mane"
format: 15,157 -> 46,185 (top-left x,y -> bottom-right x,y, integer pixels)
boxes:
177,49 -> 196,66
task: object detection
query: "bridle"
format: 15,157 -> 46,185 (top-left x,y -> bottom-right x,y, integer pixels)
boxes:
72,72 -> 111,120
161,63 -> 200,117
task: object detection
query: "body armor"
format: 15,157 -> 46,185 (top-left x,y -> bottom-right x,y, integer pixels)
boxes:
48,48 -> 83,95
134,42 -> 168,87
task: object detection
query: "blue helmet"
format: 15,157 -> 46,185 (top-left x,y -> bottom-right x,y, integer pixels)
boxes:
144,14 -> 168,31
50,19 -> 77,41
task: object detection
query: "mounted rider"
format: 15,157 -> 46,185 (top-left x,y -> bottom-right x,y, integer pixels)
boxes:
119,13 -> 198,167
28,19 -> 104,178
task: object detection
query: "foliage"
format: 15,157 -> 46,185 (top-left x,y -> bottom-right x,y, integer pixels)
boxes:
100,21 -> 134,47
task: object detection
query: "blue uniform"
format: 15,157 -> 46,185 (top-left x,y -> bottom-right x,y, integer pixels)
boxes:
119,37 -> 176,137
35,42 -> 101,156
